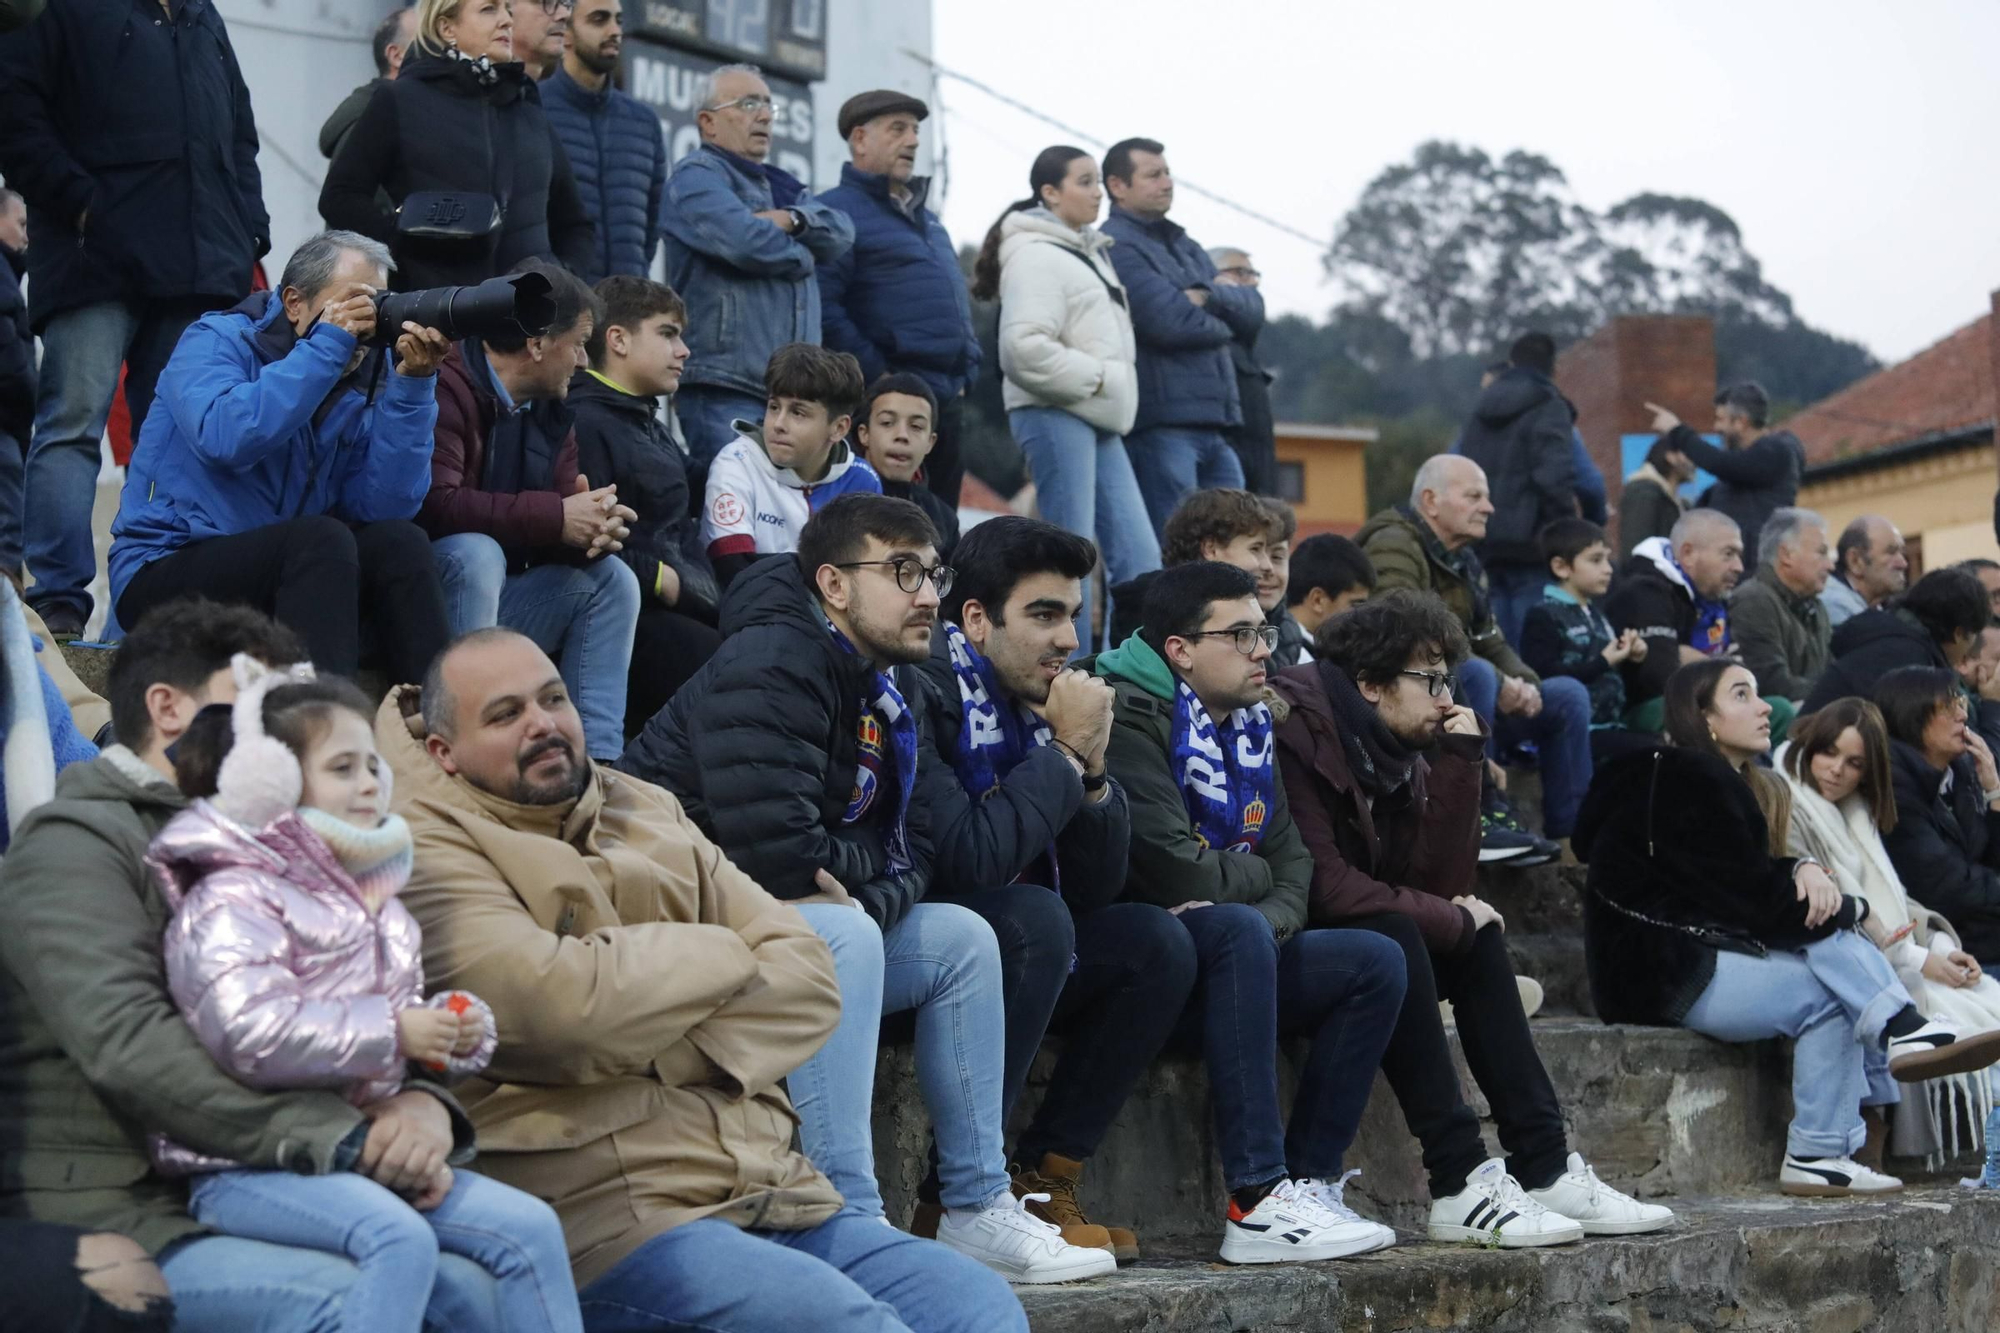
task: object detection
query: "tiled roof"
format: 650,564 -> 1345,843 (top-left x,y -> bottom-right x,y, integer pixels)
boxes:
1784,313 -> 1994,465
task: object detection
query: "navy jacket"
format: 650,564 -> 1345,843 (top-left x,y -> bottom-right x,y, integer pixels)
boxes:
319,53 -> 594,291
539,68 -> 666,284
816,166 -> 981,399
0,0 -> 267,330
1100,207 -> 1260,433
108,293 -> 438,603
1456,367 -> 1578,569
659,143 -> 854,398
0,245 -> 31,442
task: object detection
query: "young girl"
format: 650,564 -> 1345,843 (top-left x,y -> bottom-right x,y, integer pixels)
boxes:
148,656 -> 582,1332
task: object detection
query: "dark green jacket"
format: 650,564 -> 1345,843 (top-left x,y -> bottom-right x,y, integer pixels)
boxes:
0,749 -> 467,1254
1093,635 -> 1309,940
1355,506 -> 1538,684
1728,565 -> 1831,703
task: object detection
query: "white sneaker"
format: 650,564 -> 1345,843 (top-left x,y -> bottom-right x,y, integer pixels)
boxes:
1525,1153 -> 1675,1235
1779,1154 -> 1904,1197
1296,1170 -> 1397,1253
1428,1159 -> 1584,1248
1220,1177 -> 1388,1264
1886,1020 -> 2000,1082
935,1191 -> 1117,1284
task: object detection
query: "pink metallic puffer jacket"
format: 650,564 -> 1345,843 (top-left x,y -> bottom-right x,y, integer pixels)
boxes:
147,801 -> 495,1176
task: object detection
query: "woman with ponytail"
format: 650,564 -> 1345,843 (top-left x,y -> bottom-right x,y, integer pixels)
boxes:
974,147 -> 1159,652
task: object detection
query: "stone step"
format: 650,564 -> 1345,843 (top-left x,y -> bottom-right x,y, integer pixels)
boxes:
875,1020 -> 1830,1239
1477,860 -> 1585,935
1014,1187 -> 2000,1332
1505,930 -> 1592,1018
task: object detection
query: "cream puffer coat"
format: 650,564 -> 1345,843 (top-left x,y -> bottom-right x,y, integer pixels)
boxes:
996,206 -> 1139,435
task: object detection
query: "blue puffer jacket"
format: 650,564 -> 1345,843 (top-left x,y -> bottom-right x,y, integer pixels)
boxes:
815,165 -> 980,398
1100,206 -> 1260,433
108,293 -> 439,603
539,68 -> 666,284
660,143 -> 855,398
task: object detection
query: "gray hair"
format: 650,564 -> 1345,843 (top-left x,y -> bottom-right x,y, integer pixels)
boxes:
1207,246 -> 1249,268
0,187 -> 21,213
1409,453 -> 1482,509
694,62 -> 766,112
1670,507 -> 1740,548
278,230 -> 394,300
1757,507 -> 1824,564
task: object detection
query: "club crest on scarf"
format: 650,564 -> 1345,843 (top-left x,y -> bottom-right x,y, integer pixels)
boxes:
1172,679 -> 1275,853
826,619 -> 919,877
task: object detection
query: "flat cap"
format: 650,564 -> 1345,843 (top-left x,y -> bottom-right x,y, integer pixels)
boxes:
837,89 -> 930,139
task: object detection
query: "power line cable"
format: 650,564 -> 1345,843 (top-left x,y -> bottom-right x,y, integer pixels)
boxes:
903,48 -> 1328,251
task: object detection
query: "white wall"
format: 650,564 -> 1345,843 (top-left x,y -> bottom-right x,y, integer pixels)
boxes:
212,0 -> 935,279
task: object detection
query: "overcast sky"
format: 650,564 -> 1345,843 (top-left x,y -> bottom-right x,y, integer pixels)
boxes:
927,0 -> 2000,365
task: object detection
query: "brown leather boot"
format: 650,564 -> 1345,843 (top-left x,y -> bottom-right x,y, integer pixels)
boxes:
1013,1153 -> 1133,1261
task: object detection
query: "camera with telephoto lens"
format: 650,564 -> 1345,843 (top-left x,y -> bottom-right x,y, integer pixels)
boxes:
365,271 -> 558,348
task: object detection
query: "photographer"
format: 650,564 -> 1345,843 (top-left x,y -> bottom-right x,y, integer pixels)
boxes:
420,258 -> 640,762
108,231 -> 452,683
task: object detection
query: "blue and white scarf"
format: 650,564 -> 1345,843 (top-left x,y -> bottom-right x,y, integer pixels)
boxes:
827,620 -> 918,876
1669,549 -> 1732,655
945,624 -> 1061,892
1172,679 -> 1276,854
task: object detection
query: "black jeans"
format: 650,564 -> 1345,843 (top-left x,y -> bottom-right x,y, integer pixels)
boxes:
626,603 -> 724,740
117,517 -> 450,681
924,396 -> 965,510
1015,901 -> 1199,1164
1174,905 -> 1407,1190
1349,912 -> 1569,1196
0,1220 -> 173,1331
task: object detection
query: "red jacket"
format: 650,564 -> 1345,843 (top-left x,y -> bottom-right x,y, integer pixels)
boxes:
1270,661 -> 1482,954
420,343 -> 578,550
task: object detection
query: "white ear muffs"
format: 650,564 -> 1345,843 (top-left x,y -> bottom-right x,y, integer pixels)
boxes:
213,654 -> 318,827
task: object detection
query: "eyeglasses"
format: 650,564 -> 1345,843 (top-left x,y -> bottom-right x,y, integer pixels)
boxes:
1185,625 -> 1280,656
706,94 -> 775,116
837,558 -> 954,597
1400,668 -> 1456,698
1219,265 -> 1261,280
534,0 -> 575,13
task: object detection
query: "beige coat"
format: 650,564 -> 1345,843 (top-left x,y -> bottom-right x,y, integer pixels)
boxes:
996,205 -> 1139,435
377,688 -> 844,1286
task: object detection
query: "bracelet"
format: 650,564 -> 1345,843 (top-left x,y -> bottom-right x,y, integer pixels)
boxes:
1049,738 -> 1087,767
1792,857 -> 1823,881
1983,785 -> 2000,806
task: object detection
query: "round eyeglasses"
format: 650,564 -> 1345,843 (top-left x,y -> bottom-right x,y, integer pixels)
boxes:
1399,668 -> 1456,698
836,558 -> 954,598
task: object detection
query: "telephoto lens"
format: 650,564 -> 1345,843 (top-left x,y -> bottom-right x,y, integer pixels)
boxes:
367,271 -> 558,348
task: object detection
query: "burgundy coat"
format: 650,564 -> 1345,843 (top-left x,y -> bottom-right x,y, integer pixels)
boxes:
1270,662 -> 1482,954
419,344 -> 579,550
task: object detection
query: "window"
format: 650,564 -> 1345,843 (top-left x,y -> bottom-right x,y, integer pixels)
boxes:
1276,460 -> 1306,504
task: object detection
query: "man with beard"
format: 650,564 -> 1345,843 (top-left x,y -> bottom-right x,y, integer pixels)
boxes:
541,0 -> 666,283
385,627 -> 1027,1330
619,494 -> 1113,1284
1603,507 -> 1747,732
1271,590 -> 1673,1249
1094,561 -> 1407,1265
1645,384 -> 1805,569
914,516 -> 1176,1261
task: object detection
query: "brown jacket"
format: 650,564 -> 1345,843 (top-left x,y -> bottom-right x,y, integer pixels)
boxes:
1269,662 -> 1483,955
378,688 -> 844,1286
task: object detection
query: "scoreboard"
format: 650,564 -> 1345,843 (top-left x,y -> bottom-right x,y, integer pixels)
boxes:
631,0 -> 828,83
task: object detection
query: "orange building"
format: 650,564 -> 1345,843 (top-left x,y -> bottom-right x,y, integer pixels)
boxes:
1273,423 -> 1376,536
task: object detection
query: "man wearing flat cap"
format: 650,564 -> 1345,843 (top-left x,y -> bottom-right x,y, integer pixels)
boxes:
817,89 -> 982,506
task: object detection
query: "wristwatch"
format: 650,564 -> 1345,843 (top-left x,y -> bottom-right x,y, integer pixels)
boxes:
786,207 -> 807,233
1081,769 -> 1109,793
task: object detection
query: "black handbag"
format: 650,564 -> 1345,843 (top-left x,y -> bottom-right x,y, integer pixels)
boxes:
396,190 -> 503,241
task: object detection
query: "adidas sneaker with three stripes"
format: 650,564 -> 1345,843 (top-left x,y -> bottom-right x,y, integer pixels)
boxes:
1219,1178 -> 1388,1264
1428,1159 -> 1584,1248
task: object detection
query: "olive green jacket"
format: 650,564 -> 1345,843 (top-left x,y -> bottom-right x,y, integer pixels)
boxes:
1355,506 -> 1539,684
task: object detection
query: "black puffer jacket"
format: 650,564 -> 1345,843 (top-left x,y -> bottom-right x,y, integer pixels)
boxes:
0,243 -> 31,442
1665,424 -> 1804,568
1882,740 -> 2000,966
616,555 -> 935,928
567,372 -> 718,623
1455,367 -> 1577,569
0,0 -> 266,329
1801,607 -> 1947,715
1577,744 -> 1859,1026
319,53 -> 593,290
912,628 -> 1128,907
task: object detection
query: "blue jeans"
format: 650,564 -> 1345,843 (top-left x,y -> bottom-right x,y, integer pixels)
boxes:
1175,904 -> 1408,1189
674,385 -> 764,483
159,1232 -> 511,1332
432,533 -> 640,760
577,1206 -> 1024,1333
792,902 -> 1010,1217
1683,930 -> 1907,1159
1458,656 -> 1593,837
187,1167 -> 581,1333
25,297 -> 211,623
1484,562 -> 1546,651
1009,407 -> 1160,654
1125,425 -> 1246,535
